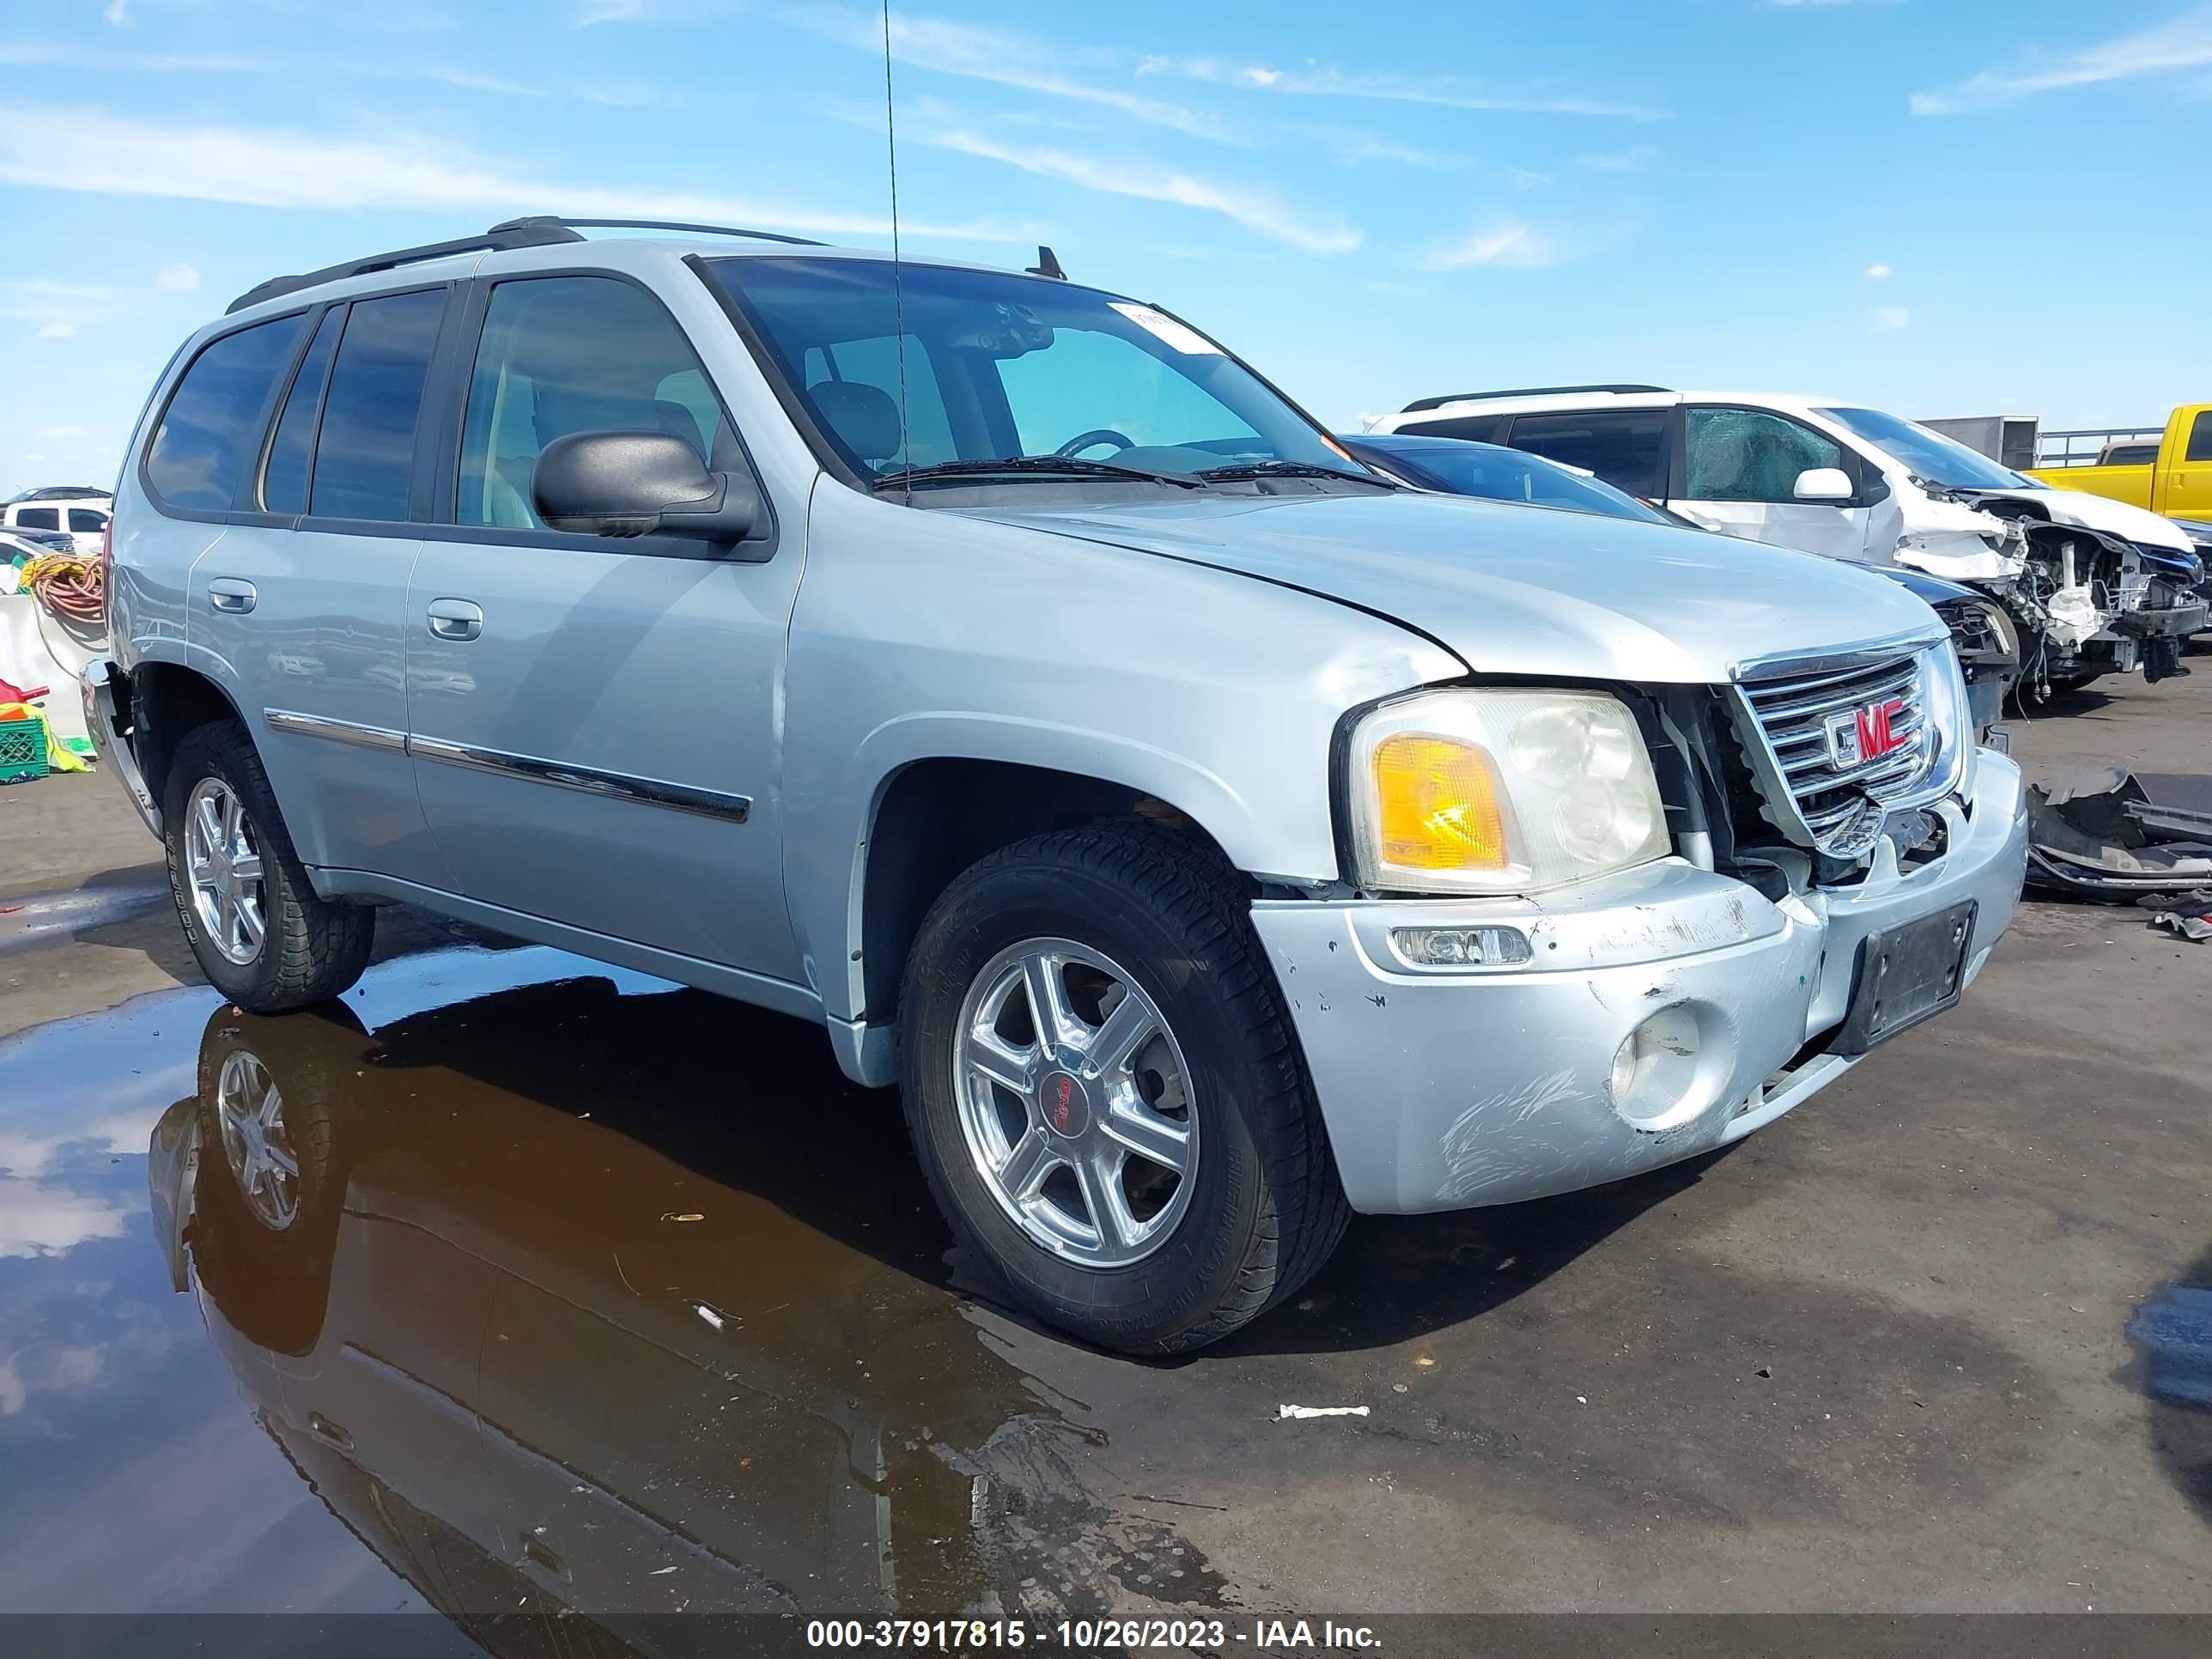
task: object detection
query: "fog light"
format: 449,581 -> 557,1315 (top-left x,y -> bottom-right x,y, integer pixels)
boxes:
1607,1006 -> 1704,1129
1609,1039 -> 1638,1101
1391,925 -> 1534,968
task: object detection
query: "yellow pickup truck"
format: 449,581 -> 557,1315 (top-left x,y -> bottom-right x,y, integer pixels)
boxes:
2030,404 -> 2212,529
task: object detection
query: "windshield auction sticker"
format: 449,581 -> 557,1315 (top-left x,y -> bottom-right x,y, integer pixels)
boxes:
1109,302 -> 1222,355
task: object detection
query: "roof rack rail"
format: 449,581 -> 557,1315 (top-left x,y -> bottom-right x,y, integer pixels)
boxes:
227,221 -> 586,315
1401,383 -> 1671,413
491,215 -> 829,248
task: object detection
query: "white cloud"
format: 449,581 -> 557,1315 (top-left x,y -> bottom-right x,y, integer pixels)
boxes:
915,127 -> 1358,253
1423,222 -> 1559,271
35,322 -> 76,340
1577,144 -> 1658,171
0,1177 -> 131,1257
1331,132 -> 1468,171
798,9 -> 1236,142
575,0 -> 647,21
15,453 -> 46,465
0,43 -> 586,102
1866,262 -> 1892,279
1913,5 -> 2212,113
1507,167 -> 1553,190
0,1346 -> 108,1416
1873,306 -> 1911,331
40,426 -> 85,439
0,105 -> 1027,245
153,261 -> 199,291
102,0 -> 130,23
1138,56 -> 1666,120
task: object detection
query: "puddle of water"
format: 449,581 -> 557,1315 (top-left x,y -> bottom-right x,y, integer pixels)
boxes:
0,945 -> 1110,1630
2130,1260 -> 2212,1524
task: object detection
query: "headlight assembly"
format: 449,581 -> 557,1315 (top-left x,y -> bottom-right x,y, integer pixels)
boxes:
1347,688 -> 1671,896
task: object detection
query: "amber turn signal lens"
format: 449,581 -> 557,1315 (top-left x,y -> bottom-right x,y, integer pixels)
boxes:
1370,733 -> 1510,872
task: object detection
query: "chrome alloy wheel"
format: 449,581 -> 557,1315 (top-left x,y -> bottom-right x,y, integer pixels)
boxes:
215,1048 -> 299,1229
185,776 -> 266,966
953,938 -> 1199,1267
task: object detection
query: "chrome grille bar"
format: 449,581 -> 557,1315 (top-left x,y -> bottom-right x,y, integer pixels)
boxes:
1729,637 -> 1954,858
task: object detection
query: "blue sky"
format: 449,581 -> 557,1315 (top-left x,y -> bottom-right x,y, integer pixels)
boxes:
3,0 -> 2209,497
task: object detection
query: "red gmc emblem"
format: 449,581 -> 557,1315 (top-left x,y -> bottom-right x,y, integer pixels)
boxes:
1823,696 -> 1907,770
1052,1074 -> 1075,1132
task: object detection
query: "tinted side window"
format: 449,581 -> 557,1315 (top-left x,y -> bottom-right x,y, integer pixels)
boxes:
310,289 -> 445,522
1504,410 -> 1667,497
262,307 -> 343,515
16,507 -> 58,531
143,313 -> 308,512
1682,407 -> 1846,503
2188,410 -> 2212,464
1396,414 -> 1506,444
67,507 -> 107,532
458,276 -> 733,530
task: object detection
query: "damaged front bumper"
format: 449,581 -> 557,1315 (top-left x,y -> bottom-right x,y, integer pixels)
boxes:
1251,752 -> 2027,1215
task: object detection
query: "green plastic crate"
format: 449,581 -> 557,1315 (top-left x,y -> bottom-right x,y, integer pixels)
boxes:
0,714 -> 47,783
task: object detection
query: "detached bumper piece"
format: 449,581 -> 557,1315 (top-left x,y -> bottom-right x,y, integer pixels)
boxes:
2025,767 -> 2212,901
81,659 -> 161,838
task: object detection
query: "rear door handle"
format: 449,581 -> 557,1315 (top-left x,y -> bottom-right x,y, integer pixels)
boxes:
425,598 -> 483,641
208,578 -> 257,614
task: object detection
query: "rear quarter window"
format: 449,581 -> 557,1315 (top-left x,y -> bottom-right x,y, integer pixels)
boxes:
143,314 -> 311,513
14,507 -> 59,531
1503,409 -> 1668,498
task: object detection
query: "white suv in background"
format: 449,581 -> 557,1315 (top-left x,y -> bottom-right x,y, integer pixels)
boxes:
3,488 -> 112,554
1370,386 -> 2207,692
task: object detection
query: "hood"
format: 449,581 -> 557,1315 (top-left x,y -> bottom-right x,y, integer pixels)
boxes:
951,492 -> 1942,684
1967,483 -> 2197,555
1878,567 -> 1982,607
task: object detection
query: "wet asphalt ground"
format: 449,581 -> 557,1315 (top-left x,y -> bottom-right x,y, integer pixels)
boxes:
0,673 -> 2206,1634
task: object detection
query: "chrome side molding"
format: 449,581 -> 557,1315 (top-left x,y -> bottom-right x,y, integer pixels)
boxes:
265,708 -> 751,824
263,709 -> 407,753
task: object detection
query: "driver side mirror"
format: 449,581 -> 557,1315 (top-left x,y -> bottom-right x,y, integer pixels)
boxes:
1792,465 -> 1856,504
532,430 -> 764,554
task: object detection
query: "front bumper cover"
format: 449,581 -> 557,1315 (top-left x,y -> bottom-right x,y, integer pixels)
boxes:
1251,752 -> 2028,1215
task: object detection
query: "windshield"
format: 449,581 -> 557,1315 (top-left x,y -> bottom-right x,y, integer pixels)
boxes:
1370,439 -> 1675,524
708,257 -> 1362,489
1817,405 -> 2034,491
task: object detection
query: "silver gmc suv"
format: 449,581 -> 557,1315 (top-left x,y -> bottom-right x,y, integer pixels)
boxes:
87,217 -> 2028,1352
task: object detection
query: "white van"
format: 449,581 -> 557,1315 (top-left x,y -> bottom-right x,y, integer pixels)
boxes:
1371,387 -> 2206,691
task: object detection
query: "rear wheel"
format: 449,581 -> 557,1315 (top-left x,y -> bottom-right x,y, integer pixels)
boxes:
900,824 -> 1348,1354
162,719 -> 373,1012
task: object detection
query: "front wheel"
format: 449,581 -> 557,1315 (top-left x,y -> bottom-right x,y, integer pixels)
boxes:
899,825 -> 1347,1353
162,718 -> 374,1012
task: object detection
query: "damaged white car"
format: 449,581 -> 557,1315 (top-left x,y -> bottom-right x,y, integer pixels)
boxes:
1374,389 -> 2209,696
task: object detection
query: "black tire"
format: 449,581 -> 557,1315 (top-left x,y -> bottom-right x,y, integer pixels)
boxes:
899,823 -> 1349,1354
162,718 -> 373,1012
189,1006 -> 363,1356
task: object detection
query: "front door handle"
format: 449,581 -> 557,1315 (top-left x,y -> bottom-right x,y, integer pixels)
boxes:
425,598 -> 483,641
208,578 -> 257,614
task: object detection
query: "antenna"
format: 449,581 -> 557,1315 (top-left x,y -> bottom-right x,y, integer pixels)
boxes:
881,0 -> 912,498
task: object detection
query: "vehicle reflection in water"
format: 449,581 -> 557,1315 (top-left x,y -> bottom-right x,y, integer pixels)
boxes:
2130,1247 -> 2212,1527
149,961 -> 1107,1651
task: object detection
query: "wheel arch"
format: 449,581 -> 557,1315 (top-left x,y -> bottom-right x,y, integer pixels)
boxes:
828,748 -> 1268,1087
128,658 -> 252,817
